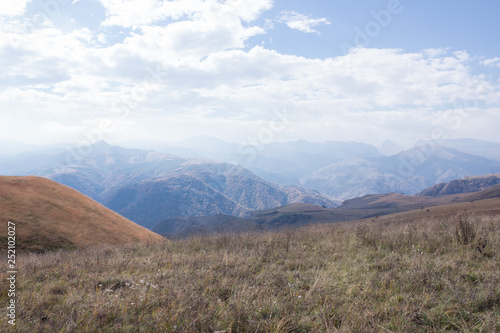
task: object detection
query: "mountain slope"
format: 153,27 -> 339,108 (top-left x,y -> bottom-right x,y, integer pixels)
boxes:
357,197 -> 500,224
0,141 -> 187,201
419,138 -> 500,161
417,173 -> 500,196
301,146 -> 500,199
104,160 -> 337,228
0,176 -> 163,252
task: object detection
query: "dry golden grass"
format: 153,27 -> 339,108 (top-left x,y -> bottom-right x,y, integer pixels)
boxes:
0,176 -> 163,251
1,213 -> 498,332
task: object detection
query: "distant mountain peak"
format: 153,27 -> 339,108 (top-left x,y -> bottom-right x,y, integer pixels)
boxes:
91,140 -> 112,148
93,139 -> 111,145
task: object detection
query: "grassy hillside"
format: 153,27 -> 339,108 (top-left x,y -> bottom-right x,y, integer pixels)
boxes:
1,212 -> 498,332
0,176 -> 162,252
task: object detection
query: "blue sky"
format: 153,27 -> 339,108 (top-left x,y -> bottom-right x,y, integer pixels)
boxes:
1,0 -> 499,147
256,1 -> 500,60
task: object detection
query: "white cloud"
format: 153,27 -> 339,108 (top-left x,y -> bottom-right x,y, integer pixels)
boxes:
278,11 -> 331,34
0,0 -> 31,17
97,0 -> 199,27
0,1 -> 499,146
481,57 -> 500,67
97,0 -> 272,28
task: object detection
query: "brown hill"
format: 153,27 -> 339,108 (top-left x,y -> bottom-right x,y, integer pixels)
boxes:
332,185 -> 500,221
0,176 -> 163,252
464,184 -> 500,201
357,197 -> 500,224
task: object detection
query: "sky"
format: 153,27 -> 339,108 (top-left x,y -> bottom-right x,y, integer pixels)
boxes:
1,0 -> 499,148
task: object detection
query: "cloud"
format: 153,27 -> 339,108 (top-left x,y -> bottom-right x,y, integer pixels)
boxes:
97,0 -> 273,28
481,57 -> 500,67
278,11 -> 331,34
0,1 -> 499,146
0,0 -> 31,17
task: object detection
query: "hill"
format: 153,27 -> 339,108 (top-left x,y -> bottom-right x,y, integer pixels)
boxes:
417,173 -> 500,196
330,184 -> 500,222
0,176 -> 162,252
359,197 -> 500,224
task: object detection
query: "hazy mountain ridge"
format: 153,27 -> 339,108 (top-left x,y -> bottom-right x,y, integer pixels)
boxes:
418,138 -> 500,161
132,137 -> 383,185
151,215 -> 251,237
0,141 -> 187,201
301,146 -> 500,199
121,137 -> 500,199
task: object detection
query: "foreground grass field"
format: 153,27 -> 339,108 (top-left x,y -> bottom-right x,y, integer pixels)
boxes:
1,214 -> 499,332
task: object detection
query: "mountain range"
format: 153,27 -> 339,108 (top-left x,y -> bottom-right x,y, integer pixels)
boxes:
302,146 -> 500,199
1,137 -> 500,229
121,136 -> 383,185
121,137 -> 500,199
0,141 -> 337,228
